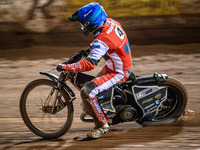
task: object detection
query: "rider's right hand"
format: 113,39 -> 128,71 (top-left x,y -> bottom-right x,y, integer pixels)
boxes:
56,64 -> 64,72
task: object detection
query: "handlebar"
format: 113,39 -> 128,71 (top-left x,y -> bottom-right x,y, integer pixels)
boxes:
48,68 -> 56,72
48,49 -> 87,73
62,50 -> 84,65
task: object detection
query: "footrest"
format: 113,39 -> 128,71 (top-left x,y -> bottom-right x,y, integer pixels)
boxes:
80,112 -> 94,123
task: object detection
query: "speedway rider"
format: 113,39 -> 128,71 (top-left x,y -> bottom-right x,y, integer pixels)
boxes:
56,2 -> 133,138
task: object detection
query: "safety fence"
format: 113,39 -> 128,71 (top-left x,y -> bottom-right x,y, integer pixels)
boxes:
0,0 -> 199,32
66,0 -> 182,17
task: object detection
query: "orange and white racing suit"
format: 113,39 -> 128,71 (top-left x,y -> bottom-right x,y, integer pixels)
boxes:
62,18 -> 133,126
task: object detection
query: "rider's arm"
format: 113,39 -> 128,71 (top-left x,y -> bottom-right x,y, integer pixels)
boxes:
62,39 -> 109,72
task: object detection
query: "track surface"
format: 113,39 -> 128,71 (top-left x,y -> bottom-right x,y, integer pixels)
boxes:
0,44 -> 200,150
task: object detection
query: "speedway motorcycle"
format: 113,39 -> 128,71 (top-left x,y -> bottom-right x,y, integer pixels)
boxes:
20,51 -> 188,139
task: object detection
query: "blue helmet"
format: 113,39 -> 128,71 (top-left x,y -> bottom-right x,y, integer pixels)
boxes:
69,3 -> 107,36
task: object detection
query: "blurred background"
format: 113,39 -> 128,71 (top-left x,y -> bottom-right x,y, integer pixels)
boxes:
0,0 -> 200,119
0,0 -> 200,50
0,1 -> 200,149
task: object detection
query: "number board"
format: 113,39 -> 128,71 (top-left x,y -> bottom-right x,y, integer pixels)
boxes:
114,25 -> 125,41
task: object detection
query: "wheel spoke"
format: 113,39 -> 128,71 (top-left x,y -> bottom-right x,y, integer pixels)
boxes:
20,79 -> 73,138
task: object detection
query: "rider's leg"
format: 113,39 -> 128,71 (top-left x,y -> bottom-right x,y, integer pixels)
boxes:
80,72 -> 128,138
97,65 -> 107,77
80,82 -> 110,139
80,81 -> 108,127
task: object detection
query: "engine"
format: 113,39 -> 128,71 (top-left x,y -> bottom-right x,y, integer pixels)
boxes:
98,87 -> 138,125
119,105 -> 137,121
107,104 -> 138,125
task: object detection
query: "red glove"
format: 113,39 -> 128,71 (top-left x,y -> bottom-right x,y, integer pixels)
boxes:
62,59 -> 96,72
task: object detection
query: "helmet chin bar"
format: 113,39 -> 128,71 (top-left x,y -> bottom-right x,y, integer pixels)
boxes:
81,26 -> 89,36
80,23 -> 99,36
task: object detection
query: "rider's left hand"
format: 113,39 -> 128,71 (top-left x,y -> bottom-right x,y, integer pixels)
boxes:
56,64 -> 64,72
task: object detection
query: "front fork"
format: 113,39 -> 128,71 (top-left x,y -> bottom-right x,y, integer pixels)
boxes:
51,82 -> 61,113
42,84 -> 61,114
44,72 -> 68,114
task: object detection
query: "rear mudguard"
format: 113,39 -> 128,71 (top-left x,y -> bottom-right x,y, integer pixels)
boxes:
39,72 -> 76,98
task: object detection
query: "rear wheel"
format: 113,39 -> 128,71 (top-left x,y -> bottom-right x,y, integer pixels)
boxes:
20,79 -> 74,139
137,77 -> 188,126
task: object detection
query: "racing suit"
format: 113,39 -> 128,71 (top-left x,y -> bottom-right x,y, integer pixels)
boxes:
62,18 -> 133,126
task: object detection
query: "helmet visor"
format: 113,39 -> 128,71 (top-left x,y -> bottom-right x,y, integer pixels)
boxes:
68,11 -> 79,21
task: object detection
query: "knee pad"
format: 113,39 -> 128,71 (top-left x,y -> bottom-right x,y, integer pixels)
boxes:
80,81 -> 98,100
80,86 -> 90,100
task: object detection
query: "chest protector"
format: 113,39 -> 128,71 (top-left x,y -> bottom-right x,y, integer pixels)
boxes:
95,18 -> 132,72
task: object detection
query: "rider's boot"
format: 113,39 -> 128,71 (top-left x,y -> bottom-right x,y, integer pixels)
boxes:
87,123 -> 110,139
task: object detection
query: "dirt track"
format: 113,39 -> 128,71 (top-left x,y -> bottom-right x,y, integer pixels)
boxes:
0,43 -> 200,149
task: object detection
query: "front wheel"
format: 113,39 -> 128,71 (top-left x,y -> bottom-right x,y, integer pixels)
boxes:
137,77 -> 188,126
20,79 -> 74,139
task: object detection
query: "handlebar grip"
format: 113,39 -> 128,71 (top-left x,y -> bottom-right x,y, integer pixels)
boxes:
48,68 -> 56,72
